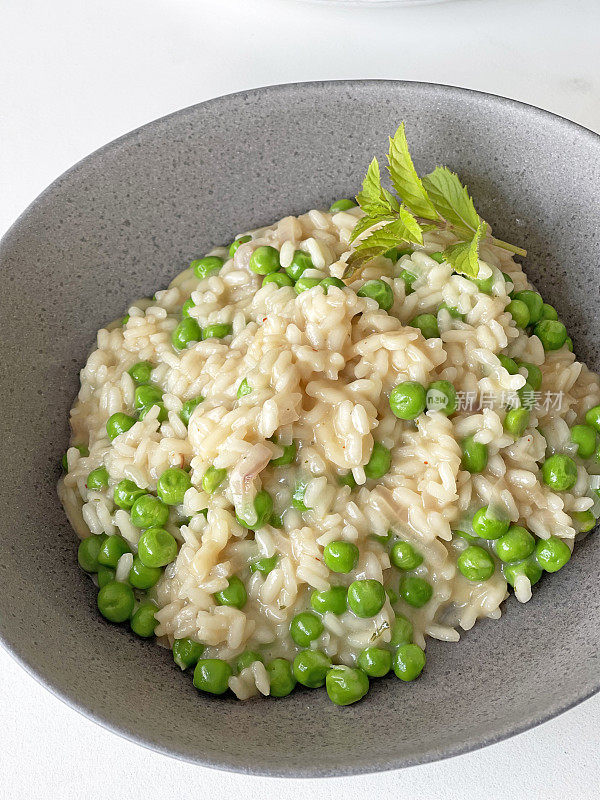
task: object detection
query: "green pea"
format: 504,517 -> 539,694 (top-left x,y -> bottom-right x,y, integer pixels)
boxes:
121,314 -> 130,325
329,198 -> 357,213
429,252 -> 445,264
502,272 -> 515,290
586,405 -> 600,433
203,323 -> 232,340
535,536 -> 571,572
393,644 -> 426,681
128,361 -> 153,385
290,612 -> 324,647
534,320 -> 567,351
426,380 -> 457,416
457,545 -> 495,581
237,378 -> 252,398
503,557 -> 542,587
157,467 -> 192,506
267,658 -> 297,697
498,354 -> 519,374
137,527 -> 178,567
389,614 -> 413,647
472,507 -> 510,540
348,579 -> 386,617
106,412 -> 136,440
460,436 -> 488,474
516,381 -> 535,410
139,402 -> 168,423
249,245 -> 280,275
235,650 -> 264,673
337,472 -> 356,489
572,510 -> 596,533
438,301 -> 463,319
130,494 -> 170,528
520,363 -> 542,391
540,303 -> 558,321
320,277 -> 346,294
495,525 -> 535,563
97,535 -> 131,568
78,535 -> 105,573
570,424 -> 597,458
357,279 -> 394,311
400,269 -> 417,295
474,273 -> 494,294
173,638 -> 204,670
202,465 -> 227,494
541,454 -> 578,491
97,580 -> 135,623
229,234 -> 251,258
295,276 -> 321,294
87,467 -> 109,491
285,250 -> 313,281
364,441 -> 391,480
113,479 -> 146,510
181,298 -> 195,318
130,602 -> 158,638
504,408 -> 530,438
214,575 -> 247,609
565,336 -> 574,352
410,313 -> 439,339
249,554 -> 278,574
399,575 -> 432,608
512,290 -> 543,324
292,650 -> 332,688
97,566 -> 115,588
236,490 -> 273,529
326,666 -> 369,706
270,439 -> 297,466
262,272 -> 294,288
323,540 -> 359,573
192,256 -> 223,280
128,556 -> 162,589
172,318 -> 202,350
193,659 -> 232,695
390,541 -> 423,571
292,478 -> 310,511
506,299 -> 530,328
389,381 -> 427,420
358,647 -> 392,678
310,586 -> 348,615
385,584 -> 398,605
179,395 -> 204,425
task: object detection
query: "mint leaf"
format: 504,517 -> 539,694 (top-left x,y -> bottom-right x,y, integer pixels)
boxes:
387,124 -> 438,221
344,217 -> 419,277
443,220 -> 488,278
398,205 -> 423,245
349,213 -> 395,243
422,167 -> 480,235
356,158 -> 399,217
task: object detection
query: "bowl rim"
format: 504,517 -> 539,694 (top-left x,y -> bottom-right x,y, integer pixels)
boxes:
1,79 -> 600,777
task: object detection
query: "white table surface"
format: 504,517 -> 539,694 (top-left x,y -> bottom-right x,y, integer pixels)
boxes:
1,0 -> 599,796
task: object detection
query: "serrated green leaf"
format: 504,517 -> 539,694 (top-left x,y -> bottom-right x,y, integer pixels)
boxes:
349,213 -> 396,243
443,221 -> 488,278
356,158 -> 399,217
422,166 -> 480,235
387,124 -> 438,221
398,205 -> 424,245
343,246 -> 389,278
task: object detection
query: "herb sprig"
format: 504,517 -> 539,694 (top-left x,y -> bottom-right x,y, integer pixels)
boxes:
344,123 -> 526,279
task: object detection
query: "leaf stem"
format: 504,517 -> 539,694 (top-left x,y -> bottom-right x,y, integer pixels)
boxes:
490,237 -> 527,258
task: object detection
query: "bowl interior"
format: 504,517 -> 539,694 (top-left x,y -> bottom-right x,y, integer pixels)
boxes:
1,81 -> 599,776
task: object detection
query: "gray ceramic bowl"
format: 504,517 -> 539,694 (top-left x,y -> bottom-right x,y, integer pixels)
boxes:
1,81 -> 599,777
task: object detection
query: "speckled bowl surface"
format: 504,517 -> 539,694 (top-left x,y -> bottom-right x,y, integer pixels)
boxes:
1,81 -> 599,777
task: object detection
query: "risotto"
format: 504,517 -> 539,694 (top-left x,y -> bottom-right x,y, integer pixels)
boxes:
58,164 -> 600,706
